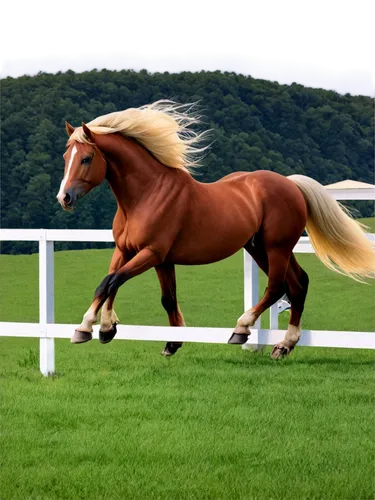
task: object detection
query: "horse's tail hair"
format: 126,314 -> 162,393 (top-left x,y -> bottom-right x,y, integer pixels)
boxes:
288,174 -> 375,282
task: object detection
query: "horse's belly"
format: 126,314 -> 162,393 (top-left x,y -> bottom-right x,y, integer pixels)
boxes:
167,218 -> 256,265
169,245 -> 242,265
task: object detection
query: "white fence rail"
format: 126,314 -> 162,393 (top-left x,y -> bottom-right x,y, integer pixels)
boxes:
1,228 -> 374,376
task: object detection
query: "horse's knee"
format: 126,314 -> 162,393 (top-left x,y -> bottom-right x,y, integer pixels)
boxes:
95,272 -> 128,301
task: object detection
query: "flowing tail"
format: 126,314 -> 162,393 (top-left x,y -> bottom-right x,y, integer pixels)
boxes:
288,175 -> 375,282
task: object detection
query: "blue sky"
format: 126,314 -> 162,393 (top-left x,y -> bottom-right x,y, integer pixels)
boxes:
0,52 -> 375,97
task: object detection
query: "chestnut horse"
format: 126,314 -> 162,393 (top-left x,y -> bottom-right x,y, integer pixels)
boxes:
57,101 -> 374,359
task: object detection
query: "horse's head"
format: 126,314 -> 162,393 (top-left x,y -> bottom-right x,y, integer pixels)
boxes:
57,122 -> 107,210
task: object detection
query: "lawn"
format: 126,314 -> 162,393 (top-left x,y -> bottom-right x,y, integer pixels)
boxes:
0,339 -> 373,500
360,216 -> 375,233
0,241 -> 374,500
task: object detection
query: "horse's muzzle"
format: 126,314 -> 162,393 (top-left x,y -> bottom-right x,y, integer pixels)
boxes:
60,188 -> 77,210
57,186 -> 85,210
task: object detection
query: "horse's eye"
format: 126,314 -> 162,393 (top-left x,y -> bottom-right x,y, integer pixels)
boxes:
82,156 -> 92,165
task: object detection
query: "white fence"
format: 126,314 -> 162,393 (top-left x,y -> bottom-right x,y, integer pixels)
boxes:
0,228 -> 374,376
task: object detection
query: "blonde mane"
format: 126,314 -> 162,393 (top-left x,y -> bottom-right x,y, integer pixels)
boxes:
68,100 -> 210,172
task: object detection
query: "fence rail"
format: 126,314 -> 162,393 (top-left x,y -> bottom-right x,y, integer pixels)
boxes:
1,227 -> 374,376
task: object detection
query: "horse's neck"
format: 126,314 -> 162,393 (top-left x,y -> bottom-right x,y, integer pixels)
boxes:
105,136 -> 167,212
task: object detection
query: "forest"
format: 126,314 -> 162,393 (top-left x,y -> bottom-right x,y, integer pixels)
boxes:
1,68 -> 373,253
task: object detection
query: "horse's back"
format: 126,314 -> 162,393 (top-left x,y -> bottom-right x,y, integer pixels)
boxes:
217,170 -> 306,213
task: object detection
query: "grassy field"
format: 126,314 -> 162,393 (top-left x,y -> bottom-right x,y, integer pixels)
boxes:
360,216 -> 375,232
1,339 -> 374,500
0,227 -> 374,500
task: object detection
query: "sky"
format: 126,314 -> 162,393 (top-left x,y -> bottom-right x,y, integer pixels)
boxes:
0,52 -> 375,97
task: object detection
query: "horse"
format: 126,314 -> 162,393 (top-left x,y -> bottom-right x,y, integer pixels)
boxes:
56,100 -> 374,359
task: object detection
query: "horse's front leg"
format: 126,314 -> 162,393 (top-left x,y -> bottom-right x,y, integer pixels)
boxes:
71,247 -> 126,344
155,263 -> 186,357
71,248 -> 161,344
98,248 -> 128,344
98,294 -> 120,344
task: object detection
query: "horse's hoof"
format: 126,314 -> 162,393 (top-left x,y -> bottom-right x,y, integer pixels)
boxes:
271,344 -> 291,359
99,323 -> 117,344
228,332 -> 249,344
71,330 -> 92,344
161,342 -> 181,357
161,347 -> 174,357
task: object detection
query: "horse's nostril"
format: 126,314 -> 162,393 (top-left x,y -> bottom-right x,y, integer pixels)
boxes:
64,192 -> 71,204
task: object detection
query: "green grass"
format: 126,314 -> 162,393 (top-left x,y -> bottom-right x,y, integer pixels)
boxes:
359,217 -> 375,233
0,247 -> 374,500
1,340 -> 374,500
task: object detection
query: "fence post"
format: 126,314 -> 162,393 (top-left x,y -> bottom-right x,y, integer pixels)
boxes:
242,250 -> 262,351
270,303 -> 279,329
39,230 -> 55,376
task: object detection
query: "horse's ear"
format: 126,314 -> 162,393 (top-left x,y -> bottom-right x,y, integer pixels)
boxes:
82,123 -> 95,143
65,121 -> 75,137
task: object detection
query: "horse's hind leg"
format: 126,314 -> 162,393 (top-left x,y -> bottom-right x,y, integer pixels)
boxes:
271,255 -> 309,359
229,243 -> 290,344
155,263 -> 185,357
